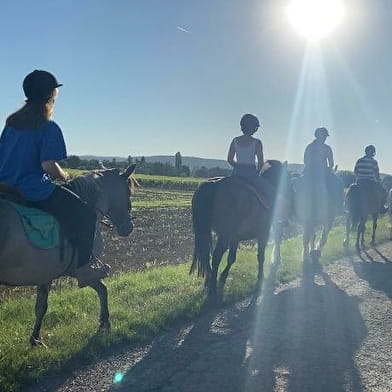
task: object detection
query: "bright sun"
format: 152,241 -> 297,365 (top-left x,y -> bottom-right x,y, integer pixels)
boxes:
286,0 -> 346,42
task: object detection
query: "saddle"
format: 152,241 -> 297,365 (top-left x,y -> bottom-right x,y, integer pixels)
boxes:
208,176 -> 270,210
0,183 -> 27,205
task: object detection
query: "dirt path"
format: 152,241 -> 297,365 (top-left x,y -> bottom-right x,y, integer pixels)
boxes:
25,242 -> 392,392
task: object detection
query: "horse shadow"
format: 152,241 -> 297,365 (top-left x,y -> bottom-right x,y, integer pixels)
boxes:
110,259 -> 366,392
352,247 -> 392,300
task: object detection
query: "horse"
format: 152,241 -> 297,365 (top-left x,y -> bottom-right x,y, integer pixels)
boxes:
0,164 -> 136,345
388,188 -> 392,241
190,160 -> 292,296
344,180 -> 385,250
293,169 -> 344,261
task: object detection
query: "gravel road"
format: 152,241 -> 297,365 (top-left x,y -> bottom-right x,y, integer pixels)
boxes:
25,242 -> 392,392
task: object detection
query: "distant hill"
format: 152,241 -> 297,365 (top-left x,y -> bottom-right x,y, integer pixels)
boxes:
79,154 -> 305,172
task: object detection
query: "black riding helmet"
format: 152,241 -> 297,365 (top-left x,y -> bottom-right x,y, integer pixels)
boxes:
23,70 -> 63,102
365,145 -> 376,157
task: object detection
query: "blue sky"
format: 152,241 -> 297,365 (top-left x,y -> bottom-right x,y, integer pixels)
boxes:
0,0 -> 391,171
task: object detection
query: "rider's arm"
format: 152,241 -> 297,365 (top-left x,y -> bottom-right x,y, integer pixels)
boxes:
374,160 -> 380,182
40,122 -> 68,182
256,140 -> 264,174
327,146 -> 334,169
227,139 -> 236,168
42,160 -> 69,182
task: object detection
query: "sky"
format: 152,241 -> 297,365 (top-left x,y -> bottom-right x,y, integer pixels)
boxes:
0,0 -> 391,172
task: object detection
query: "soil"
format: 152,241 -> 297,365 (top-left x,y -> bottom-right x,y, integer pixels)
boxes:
24,242 -> 392,392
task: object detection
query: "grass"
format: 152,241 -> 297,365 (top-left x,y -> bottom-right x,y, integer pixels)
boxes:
132,188 -> 192,209
0,216 -> 390,391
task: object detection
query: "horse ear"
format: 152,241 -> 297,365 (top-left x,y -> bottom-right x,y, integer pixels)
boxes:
99,161 -> 108,170
122,163 -> 136,178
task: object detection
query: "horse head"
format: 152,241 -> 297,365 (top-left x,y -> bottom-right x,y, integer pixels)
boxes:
94,164 -> 137,237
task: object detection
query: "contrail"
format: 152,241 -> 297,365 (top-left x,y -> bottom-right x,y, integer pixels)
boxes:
176,26 -> 191,34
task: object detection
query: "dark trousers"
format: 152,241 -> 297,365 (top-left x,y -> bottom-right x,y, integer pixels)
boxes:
30,186 -> 97,267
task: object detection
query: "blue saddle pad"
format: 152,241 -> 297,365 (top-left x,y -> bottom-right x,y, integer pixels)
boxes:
10,202 -> 60,249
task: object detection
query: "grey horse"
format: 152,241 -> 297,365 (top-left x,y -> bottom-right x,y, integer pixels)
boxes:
0,164 -> 136,345
293,170 -> 344,261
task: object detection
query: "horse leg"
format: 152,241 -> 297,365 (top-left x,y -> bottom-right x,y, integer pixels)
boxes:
356,219 -> 365,251
272,221 -> 283,262
370,213 -> 378,247
209,237 -> 228,293
343,212 -> 350,247
88,280 -> 110,332
257,236 -> 268,284
31,282 -> 52,346
317,222 -> 332,252
219,241 -> 238,287
303,222 -> 312,261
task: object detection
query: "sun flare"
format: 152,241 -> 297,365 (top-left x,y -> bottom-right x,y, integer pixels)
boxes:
286,0 -> 345,42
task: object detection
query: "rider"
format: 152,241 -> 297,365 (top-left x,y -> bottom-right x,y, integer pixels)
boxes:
303,127 -> 344,213
0,70 -> 108,286
354,145 -> 387,213
227,113 -> 263,179
227,113 -> 275,205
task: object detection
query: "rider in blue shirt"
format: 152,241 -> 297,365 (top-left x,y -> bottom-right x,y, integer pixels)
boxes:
0,70 -> 108,286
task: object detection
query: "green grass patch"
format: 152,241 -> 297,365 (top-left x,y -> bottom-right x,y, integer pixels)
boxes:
132,188 -> 192,209
0,216 -> 390,391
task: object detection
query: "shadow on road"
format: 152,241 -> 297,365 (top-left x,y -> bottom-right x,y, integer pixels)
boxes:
112,258 -> 366,392
352,247 -> 392,300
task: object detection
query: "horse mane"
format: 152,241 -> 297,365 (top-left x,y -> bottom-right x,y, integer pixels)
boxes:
68,169 -> 138,206
67,172 -> 101,207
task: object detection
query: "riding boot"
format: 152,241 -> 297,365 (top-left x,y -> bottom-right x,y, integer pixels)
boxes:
76,258 -> 111,288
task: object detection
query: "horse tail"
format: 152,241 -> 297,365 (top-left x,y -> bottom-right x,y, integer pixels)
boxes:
346,185 -> 361,230
190,181 -> 216,277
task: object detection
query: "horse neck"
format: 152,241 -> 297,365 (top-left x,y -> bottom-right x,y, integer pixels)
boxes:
68,175 -> 100,208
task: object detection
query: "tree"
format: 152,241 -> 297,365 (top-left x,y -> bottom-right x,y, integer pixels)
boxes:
175,152 -> 182,174
127,155 -> 133,164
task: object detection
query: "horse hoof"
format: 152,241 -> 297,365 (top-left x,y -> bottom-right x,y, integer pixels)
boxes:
310,249 -> 321,262
30,337 -> 48,348
97,321 -> 111,333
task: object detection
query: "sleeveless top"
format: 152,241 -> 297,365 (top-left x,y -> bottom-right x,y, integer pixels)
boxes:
234,138 -> 257,166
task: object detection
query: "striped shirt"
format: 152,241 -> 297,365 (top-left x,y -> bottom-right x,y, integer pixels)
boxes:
354,156 -> 379,181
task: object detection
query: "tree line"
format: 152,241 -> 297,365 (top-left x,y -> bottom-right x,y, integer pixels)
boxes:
60,152 -> 232,178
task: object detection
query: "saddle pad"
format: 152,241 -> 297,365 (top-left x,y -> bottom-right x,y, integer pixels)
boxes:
209,176 -> 270,210
9,202 -> 60,249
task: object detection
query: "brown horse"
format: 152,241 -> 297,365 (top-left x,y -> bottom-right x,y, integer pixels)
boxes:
344,181 -> 385,250
190,160 -> 292,296
0,164 -> 136,345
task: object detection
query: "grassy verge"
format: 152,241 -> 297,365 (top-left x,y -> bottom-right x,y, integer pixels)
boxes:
0,216 -> 390,391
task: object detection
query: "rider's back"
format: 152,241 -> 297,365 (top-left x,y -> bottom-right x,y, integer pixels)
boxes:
0,121 -> 66,201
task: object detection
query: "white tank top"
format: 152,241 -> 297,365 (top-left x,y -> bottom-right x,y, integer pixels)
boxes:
234,138 -> 256,165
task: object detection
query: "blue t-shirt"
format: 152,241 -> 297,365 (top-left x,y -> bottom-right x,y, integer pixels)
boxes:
0,121 -> 67,201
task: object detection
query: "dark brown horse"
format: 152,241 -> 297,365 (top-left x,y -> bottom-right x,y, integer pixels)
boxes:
344,181 -> 385,250
190,160 -> 292,296
0,165 -> 136,345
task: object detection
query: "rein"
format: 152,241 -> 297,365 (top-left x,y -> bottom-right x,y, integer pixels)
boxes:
65,175 -> 135,231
